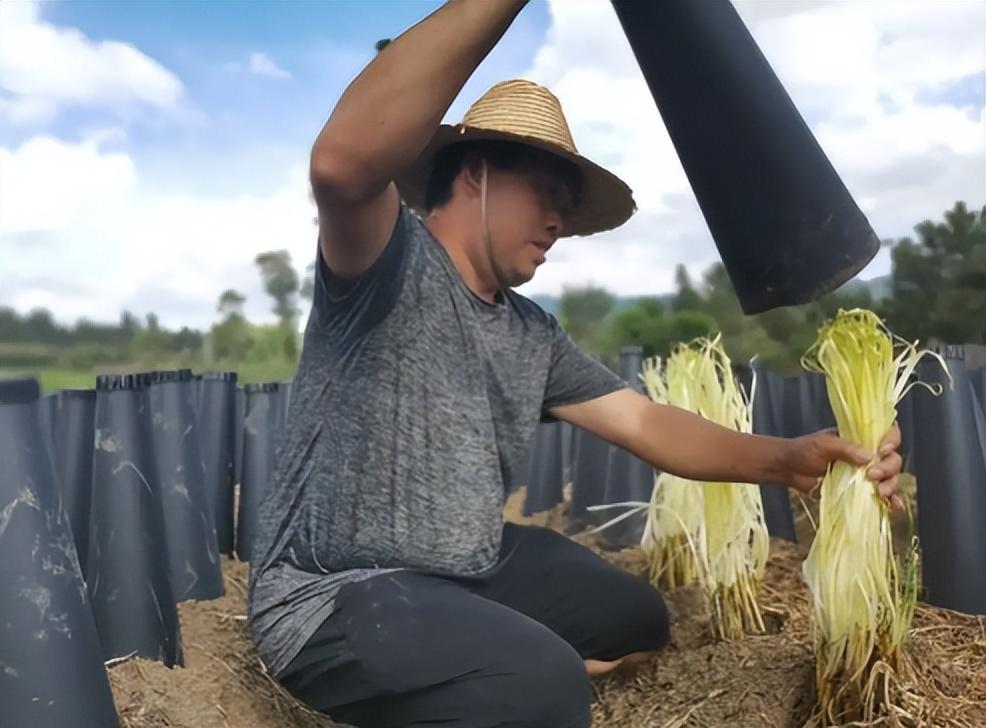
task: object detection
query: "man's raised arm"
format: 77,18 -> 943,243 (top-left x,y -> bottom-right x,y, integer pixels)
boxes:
310,0 -> 528,278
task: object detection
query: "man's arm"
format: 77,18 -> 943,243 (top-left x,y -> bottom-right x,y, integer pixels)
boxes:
310,0 -> 528,278
550,389 -> 904,507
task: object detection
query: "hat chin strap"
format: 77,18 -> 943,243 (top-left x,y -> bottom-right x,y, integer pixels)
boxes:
480,160 -> 508,298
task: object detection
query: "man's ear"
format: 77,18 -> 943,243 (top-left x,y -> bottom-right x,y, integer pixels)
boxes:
457,152 -> 486,200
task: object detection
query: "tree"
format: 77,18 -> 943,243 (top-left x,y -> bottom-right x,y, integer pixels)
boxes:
170,327 -> 203,354
671,264 -> 704,312
558,284 -> 614,351
255,250 -> 300,329
299,261 -> 315,303
881,201 -> 986,344
603,303 -> 716,360
119,310 -> 142,342
217,289 -> 247,318
210,316 -> 252,363
664,310 -> 719,350
210,290 -> 252,363
23,308 -> 61,345
130,312 -> 169,361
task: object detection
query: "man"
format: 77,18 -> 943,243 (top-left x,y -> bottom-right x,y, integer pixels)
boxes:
248,2 -> 904,727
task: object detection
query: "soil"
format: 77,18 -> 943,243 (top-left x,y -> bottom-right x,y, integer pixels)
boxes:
109,485 -> 986,728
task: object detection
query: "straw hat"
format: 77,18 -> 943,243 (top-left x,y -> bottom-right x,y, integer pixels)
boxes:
396,79 -> 635,237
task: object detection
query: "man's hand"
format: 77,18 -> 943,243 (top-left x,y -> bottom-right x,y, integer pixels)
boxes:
781,424 -> 904,510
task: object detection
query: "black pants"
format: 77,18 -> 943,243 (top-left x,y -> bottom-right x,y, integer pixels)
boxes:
279,524 -> 669,728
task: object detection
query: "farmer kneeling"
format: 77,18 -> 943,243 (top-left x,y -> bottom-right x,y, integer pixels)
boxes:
247,2 -> 904,726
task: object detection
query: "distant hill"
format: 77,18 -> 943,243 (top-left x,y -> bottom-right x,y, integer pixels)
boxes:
839,274 -> 891,301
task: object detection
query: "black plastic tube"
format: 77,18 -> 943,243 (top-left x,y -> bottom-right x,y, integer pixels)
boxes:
35,391 -> 58,457
570,426 -> 611,524
598,347 -> 653,546
971,367 -> 985,416
0,378 -> 120,727
618,346 -> 644,392
145,371 -> 224,602
797,373 -> 836,434
751,367 -> 797,542
278,380 -> 293,427
51,389 -> 97,579
600,446 -> 654,548
234,385 -> 245,491
560,422 -> 575,487
87,374 -> 183,665
237,383 -> 283,562
524,422 -> 566,516
197,372 -> 239,556
610,0 -> 879,313
911,352 -> 986,614
897,384 -> 917,469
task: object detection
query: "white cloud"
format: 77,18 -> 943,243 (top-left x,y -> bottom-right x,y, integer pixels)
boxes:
0,132 -> 316,330
0,134 -> 136,235
248,52 -> 291,79
223,52 -> 292,80
0,0 -> 184,125
516,0 -> 986,300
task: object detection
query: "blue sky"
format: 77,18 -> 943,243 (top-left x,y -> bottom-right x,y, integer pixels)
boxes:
15,1 -> 550,197
1,0 -> 983,330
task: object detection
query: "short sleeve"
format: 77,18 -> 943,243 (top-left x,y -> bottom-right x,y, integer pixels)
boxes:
540,316 -> 627,420
310,203 -> 413,341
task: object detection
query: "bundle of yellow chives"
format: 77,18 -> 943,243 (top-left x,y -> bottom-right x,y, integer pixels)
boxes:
641,337 -> 769,639
800,309 -> 945,725
640,352 -> 705,589
688,336 -> 769,640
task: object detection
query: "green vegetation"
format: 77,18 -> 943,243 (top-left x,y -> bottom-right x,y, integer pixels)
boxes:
559,202 -> 984,372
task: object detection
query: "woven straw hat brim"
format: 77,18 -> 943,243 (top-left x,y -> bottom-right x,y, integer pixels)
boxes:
396,124 -> 636,238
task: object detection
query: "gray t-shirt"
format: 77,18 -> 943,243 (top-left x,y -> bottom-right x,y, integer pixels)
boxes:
247,203 -> 626,676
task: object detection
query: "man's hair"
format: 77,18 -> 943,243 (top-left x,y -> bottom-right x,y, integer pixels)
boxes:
424,140 -> 582,213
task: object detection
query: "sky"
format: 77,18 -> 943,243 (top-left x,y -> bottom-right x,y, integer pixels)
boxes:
1,0 -> 983,331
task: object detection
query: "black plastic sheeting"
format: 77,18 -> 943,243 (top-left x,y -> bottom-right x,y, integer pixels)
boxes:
972,367 -> 986,409
51,389 -> 97,579
234,385 -> 246,491
523,421 -> 567,516
196,372 -> 239,556
0,378 -> 120,727
35,391 -> 57,457
87,374 -> 183,666
147,371 -> 224,602
911,352 -> 986,615
747,366 -> 798,542
570,425 -> 611,522
596,348 -> 655,546
600,450 -> 655,548
610,0 -> 879,314
237,383 -> 287,562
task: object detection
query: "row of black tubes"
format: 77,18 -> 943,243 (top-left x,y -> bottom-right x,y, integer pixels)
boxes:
2,348 -> 984,726
0,371 -> 289,728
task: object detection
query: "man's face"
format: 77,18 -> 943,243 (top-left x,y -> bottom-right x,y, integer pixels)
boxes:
484,162 -> 577,287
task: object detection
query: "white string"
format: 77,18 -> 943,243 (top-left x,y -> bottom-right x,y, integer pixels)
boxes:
480,159 -> 508,296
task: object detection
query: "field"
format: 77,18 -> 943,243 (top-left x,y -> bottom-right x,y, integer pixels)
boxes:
107,487 -> 986,728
